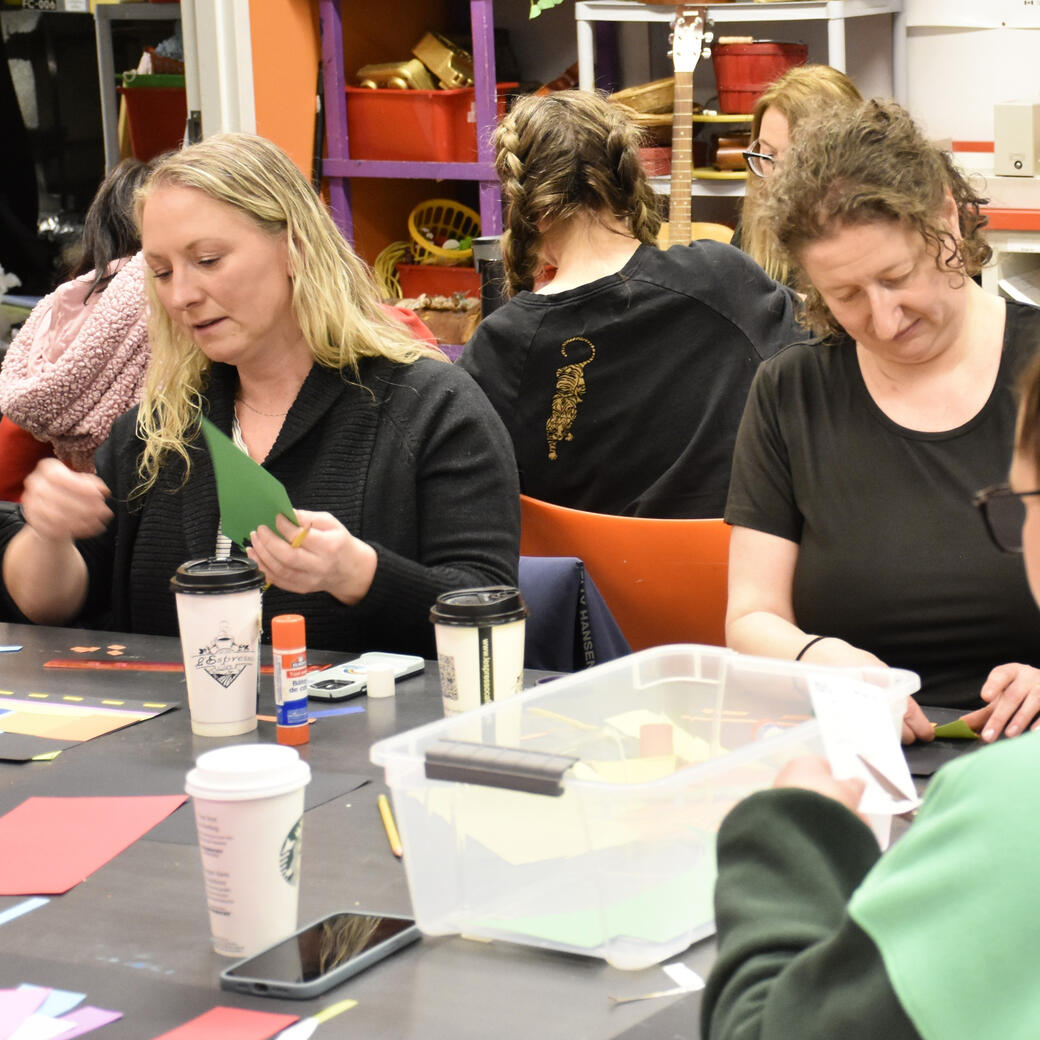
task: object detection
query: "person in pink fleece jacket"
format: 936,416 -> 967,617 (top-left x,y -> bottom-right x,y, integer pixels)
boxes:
0,159 -> 152,496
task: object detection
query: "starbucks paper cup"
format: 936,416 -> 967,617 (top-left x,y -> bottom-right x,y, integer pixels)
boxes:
185,743 -> 311,958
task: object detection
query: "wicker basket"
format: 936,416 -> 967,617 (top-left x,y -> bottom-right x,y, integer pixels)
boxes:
608,77 -> 675,115
407,199 -> 481,265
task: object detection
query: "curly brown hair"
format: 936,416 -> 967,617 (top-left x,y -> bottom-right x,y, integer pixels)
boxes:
492,90 -> 661,295
764,99 -> 992,339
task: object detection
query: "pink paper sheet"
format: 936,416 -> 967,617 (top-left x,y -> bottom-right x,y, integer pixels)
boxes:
149,1006 -> 298,1040
0,987 -> 46,1038
0,795 -> 188,895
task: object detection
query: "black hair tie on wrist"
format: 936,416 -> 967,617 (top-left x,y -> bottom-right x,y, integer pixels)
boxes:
795,635 -> 828,662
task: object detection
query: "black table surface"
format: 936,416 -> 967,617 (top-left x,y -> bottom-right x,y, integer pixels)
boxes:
0,622 -> 713,1039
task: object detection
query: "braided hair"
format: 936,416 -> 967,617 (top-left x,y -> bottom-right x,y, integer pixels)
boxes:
493,90 -> 661,295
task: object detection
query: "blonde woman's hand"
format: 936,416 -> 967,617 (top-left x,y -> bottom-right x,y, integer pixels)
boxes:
21,458 -> 112,542
247,509 -> 377,604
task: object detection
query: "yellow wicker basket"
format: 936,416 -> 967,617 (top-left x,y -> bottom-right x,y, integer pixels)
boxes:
407,198 -> 481,265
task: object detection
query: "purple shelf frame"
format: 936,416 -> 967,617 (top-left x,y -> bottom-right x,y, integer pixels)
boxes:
318,0 -> 503,245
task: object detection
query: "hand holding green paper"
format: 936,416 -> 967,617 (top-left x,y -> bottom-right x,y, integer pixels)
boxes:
200,417 -> 298,547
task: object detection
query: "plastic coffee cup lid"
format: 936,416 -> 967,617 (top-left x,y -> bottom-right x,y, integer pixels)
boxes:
429,585 -> 528,626
170,556 -> 264,594
185,743 -> 311,801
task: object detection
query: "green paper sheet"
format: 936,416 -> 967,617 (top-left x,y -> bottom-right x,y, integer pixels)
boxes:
199,417 -> 297,547
932,719 -> 980,740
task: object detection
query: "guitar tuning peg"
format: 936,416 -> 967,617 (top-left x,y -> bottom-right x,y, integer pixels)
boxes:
701,46 -> 712,59
703,30 -> 714,44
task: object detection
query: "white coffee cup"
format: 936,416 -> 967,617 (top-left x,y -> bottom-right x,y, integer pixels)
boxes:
185,743 -> 311,958
429,586 -> 528,716
170,557 -> 264,736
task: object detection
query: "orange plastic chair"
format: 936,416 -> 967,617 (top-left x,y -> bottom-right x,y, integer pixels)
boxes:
519,495 -> 732,652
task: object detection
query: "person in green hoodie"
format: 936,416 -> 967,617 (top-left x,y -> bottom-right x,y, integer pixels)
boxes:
702,350 -> 1040,1039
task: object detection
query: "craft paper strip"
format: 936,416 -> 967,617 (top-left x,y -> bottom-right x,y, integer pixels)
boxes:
52,1007 -> 122,1038
149,1006 -> 298,1040
200,417 -> 297,547
0,795 -> 187,895
0,691 -> 176,759
0,900 -> 49,926
8,1014 -> 70,1040
932,719 -> 979,740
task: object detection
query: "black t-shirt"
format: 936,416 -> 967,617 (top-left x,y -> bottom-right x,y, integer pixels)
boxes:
726,300 -> 1040,707
458,242 -> 799,518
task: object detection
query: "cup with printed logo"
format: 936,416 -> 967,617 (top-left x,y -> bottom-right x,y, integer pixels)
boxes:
185,743 -> 311,957
429,586 -> 528,717
170,557 -> 264,737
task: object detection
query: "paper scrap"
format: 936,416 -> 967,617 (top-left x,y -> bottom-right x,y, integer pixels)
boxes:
662,961 -> 705,991
8,1013 -> 70,1040
932,719 -> 980,740
0,989 -> 46,1039
200,417 -> 297,547
0,899 -> 49,926
0,795 -> 187,895
16,987 -> 83,1019
148,1005 -> 298,1040
808,677 -> 919,817
52,1007 -> 122,1038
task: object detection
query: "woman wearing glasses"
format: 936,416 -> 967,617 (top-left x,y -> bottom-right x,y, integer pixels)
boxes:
725,99 -> 1040,743
735,64 -> 862,286
702,359 -> 1040,1039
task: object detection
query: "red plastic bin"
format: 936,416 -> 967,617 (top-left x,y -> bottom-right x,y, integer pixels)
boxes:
345,84 -> 515,163
118,84 -> 186,162
712,42 -> 808,115
396,263 -> 480,298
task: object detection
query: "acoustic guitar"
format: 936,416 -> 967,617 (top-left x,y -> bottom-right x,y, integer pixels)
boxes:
657,6 -> 711,249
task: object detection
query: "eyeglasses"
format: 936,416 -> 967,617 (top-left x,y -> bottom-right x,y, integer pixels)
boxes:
742,140 -> 777,179
973,484 -> 1040,553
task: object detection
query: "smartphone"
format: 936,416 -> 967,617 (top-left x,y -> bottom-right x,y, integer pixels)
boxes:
219,910 -> 420,999
307,651 -> 425,701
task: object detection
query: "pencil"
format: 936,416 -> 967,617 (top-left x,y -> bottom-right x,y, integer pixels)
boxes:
377,793 -> 403,858
290,524 -> 311,549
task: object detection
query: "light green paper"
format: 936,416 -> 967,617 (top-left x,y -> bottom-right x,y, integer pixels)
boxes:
932,719 -> 980,740
199,417 -> 297,547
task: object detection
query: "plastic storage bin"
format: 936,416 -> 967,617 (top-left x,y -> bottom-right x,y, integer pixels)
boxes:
118,73 -> 186,162
396,264 -> 480,298
371,645 -> 916,970
712,42 -> 808,114
344,84 -> 515,163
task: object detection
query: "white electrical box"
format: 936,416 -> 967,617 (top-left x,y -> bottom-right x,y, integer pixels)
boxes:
994,99 -> 1040,177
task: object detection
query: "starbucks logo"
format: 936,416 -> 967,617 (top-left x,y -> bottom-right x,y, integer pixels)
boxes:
193,621 -> 253,688
280,818 -> 302,884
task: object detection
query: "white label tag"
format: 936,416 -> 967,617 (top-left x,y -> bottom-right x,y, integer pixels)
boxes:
662,962 -> 705,991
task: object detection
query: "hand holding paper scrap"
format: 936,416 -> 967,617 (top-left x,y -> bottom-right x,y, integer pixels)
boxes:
200,417 -> 298,547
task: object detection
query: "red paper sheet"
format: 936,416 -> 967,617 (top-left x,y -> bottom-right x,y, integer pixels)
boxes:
150,1006 -> 298,1040
0,795 -> 187,895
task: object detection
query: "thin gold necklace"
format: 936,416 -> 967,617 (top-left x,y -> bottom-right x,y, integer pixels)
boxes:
236,396 -> 290,418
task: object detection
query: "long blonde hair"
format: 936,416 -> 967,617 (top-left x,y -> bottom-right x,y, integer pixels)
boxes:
493,91 -> 661,295
134,132 -> 441,492
740,65 -> 862,284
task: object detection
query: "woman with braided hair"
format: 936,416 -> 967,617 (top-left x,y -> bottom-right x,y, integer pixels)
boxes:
459,90 -> 800,518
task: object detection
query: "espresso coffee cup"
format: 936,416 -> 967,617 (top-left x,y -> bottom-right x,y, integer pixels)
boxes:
430,586 -> 528,716
170,557 -> 264,737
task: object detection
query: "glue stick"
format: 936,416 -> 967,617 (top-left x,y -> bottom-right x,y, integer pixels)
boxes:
272,613 -> 309,746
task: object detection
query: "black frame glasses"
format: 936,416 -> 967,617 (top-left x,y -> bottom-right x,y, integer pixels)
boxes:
741,140 -> 777,179
973,484 -> 1040,554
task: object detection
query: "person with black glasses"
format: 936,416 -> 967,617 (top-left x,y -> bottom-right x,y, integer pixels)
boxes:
701,352 -> 1040,1040
726,100 -> 1040,744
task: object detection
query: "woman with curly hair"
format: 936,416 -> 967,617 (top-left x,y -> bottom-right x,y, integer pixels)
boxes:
725,99 -> 1040,742
458,89 -> 799,518
0,133 -> 519,655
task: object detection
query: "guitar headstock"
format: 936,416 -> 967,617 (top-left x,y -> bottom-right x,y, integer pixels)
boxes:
669,6 -> 710,75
